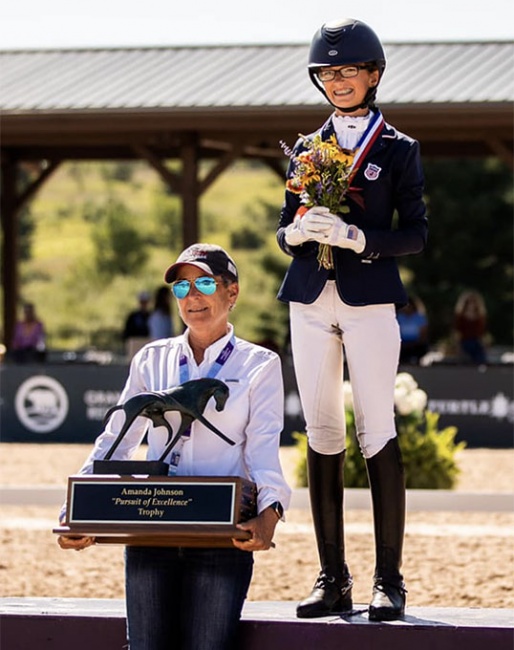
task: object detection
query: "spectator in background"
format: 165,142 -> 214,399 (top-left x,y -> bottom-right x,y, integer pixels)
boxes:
148,285 -> 174,340
10,302 -> 46,363
396,295 -> 429,364
454,290 -> 488,365
123,291 -> 152,358
123,291 -> 151,340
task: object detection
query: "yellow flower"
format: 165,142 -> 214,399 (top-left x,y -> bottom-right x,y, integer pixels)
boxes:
333,149 -> 356,166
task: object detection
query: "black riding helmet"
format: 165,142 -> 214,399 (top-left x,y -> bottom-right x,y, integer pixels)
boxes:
308,18 -> 386,113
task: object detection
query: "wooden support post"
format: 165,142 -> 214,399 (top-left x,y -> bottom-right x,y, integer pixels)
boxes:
181,133 -> 200,249
1,156 -> 18,348
132,145 -> 181,194
0,158 -> 61,347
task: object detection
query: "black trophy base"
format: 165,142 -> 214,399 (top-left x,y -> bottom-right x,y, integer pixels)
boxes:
93,460 -> 169,476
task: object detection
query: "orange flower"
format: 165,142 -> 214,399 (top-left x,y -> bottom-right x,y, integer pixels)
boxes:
286,178 -> 303,193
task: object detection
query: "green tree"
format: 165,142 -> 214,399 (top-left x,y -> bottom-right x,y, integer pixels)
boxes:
230,226 -> 265,250
17,168 -> 36,261
151,193 -> 181,248
400,158 -> 513,346
91,198 -> 149,278
99,161 -> 135,183
18,206 -> 35,262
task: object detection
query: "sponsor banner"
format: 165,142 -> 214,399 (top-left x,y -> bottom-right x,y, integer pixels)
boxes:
1,362 -> 512,447
284,364 -> 513,448
407,365 -> 513,448
1,364 -> 122,443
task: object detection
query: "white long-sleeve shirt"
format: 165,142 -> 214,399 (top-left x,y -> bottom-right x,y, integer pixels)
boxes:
77,324 -> 291,514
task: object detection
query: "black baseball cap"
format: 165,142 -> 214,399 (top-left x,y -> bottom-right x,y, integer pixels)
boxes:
164,243 -> 239,283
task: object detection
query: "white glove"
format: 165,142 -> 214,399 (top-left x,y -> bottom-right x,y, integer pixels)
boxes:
284,206 -> 336,246
323,219 -> 366,254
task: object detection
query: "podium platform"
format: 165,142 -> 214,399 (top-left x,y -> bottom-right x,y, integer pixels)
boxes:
1,597 -> 512,650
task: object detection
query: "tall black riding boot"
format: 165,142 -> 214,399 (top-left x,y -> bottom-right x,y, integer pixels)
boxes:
296,447 -> 353,618
366,437 -> 407,621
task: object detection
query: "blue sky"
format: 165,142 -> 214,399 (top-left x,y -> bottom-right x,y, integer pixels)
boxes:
1,0 -> 513,49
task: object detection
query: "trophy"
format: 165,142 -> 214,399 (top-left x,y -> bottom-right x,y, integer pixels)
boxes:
54,378 -> 257,547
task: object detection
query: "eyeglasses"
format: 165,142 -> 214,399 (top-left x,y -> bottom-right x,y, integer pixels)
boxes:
171,276 -> 219,299
316,65 -> 369,82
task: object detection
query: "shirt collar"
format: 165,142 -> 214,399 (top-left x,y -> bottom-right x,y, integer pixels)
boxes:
182,323 -> 234,364
332,110 -> 373,135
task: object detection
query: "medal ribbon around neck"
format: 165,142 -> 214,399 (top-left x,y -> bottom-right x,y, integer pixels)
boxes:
168,335 -> 235,474
340,110 -> 384,210
347,110 -> 385,184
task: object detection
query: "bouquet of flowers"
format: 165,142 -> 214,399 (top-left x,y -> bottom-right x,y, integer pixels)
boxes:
285,133 -> 356,270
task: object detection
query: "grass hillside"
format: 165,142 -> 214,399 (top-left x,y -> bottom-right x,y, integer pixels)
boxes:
15,160 -> 290,352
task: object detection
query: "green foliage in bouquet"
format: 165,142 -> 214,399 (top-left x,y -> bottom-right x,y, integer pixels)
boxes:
293,372 -> 466,490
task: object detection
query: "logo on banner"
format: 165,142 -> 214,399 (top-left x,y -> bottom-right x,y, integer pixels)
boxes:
15,375 -> 69,433
364,163 -> 382,181
428,392 -> 514,422
83,389 -> 121,420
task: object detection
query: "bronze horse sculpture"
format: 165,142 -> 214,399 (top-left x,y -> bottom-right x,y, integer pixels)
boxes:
101,378 -> 234,463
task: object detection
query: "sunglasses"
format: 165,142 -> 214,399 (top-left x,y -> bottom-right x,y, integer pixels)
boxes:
171,276 -> 219,299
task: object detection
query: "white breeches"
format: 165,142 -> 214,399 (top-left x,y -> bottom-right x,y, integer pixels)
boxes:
289,282 -> 401,459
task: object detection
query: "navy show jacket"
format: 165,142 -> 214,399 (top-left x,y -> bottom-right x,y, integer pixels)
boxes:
276,113 -> 428,308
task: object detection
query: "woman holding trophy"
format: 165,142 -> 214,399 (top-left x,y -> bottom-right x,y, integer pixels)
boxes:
58,243 -> 291,650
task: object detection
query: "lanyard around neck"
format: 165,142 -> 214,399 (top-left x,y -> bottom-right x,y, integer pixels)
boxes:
179,334 -> 235,384
168,334 -> 236,474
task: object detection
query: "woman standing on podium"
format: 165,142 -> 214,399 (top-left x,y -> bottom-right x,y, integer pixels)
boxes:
277,18 -> 428,621
57,243 -> 291,650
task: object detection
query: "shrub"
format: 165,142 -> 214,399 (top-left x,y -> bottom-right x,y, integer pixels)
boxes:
230,227 -> 265,250
293,372 -> 465,490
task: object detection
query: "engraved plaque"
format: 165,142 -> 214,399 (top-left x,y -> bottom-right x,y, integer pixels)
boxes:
54,475 -> 257,547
